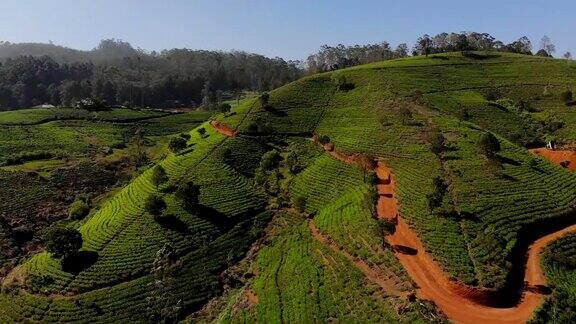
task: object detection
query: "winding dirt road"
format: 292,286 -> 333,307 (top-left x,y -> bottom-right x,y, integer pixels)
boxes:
210,122 -> 576,323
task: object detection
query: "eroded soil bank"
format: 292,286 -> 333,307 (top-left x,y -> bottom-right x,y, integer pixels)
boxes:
530,148 -> 576,171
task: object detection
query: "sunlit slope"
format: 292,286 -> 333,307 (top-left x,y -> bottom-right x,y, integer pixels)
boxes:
216,52 -> 576,289
0,124 -> 268,322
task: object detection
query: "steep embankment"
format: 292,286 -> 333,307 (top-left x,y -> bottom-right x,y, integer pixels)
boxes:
211,121 -> 576,323
530,148 -> 576,172
210,120 -> 238,137
340,143 -> 575,323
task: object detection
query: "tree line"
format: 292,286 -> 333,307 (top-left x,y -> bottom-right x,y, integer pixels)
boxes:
0,33 -> 571,110
0,39 -> 302,110
307,32 -> 570,73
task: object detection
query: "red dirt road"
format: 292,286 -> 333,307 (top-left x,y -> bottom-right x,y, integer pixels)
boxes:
530,148 -> 576,171
210,120 -> 238,137
209,123 -> 576,323
376,160 -> 575,323
314,142 -> 576,323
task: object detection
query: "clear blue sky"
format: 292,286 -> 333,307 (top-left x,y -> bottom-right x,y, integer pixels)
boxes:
0,0 -> 574,60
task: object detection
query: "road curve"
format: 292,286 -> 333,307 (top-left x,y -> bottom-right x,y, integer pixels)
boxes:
210,121 -> 576,323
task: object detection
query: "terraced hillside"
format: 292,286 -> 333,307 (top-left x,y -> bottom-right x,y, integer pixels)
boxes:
1,52 -> 576,322
0,108 -> 212,280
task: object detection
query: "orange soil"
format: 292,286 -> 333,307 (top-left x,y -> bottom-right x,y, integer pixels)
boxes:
210,123 -> 576,323
308,221 -> 403,297
315,141 -> 576,323
210,120 -> 238,137
529,148 -> 576,171
245,288 -> 259,306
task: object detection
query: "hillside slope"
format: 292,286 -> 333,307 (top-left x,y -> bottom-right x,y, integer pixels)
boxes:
1,52 -> 576,323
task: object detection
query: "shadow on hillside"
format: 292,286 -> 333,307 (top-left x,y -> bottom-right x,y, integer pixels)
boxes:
155,214 -> 191,235
525,284 -> 552,295
462,52 -> 502,60
430,55 -> 449,60
392,245 -> 418,255
496,155 -> 521,166
62,251 -> 99,274
266,106 -> 288,117
193,205 -> 236,230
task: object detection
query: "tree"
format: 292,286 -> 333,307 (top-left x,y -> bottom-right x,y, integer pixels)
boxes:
394,43 -> 409,58
478,132 -> 501,158
68,198 -> 90,220
378,219 -> 396,235
218,103 -> 231,113
145,194 -> 167,216
168,137 -> 187,153
536,49 -> 552,57
416,34 -> 433,56
563,52 -> 572,60
561,90 -> 573,104
260,150 -> 282,171
506,36 -> 533,55
293,196 -> 307,212
175,182 -> 201,211
44,227 -> 83,259
399,105 -> 413,125
318,135 -> 331,145
151,165 -> 169,188
285,151 -> 303,174
147,243 -> 182,323
201,81 -> 216,110
539,36 -> 556,56
258,92 -> 270,108
430,132 -> 446,155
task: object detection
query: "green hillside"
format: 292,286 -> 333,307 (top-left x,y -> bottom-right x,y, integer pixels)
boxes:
1,52 -> 576,322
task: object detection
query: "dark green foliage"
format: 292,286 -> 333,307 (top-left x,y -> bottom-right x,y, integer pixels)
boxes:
365,171 -> 379,185
535,49 -> 552,57
429,132 -> 445,156
151,165 -> 169,188
175,182 -> 200,211
197,127 -> 206,136
145,194 -> 167,216
561,90 -> 573,104
458,107 -> 471,120
179,133 -> 191,140
246,117 -> 273,134
378,219 -> 396,235
485,88 -> 501,101
26,274 -> 55,293
218,103 -> 232,113
258,92 -> 270,107
285,151 -> 303,174
478,132 -> 501,158
336,75 -> 355,91
68,198 -> 90,220
399,106 -> 414,125
0,43 -> 301,110
318,135 -> 331,145
427,176 -> 448,210
260,150 -> 282,171
44,227 -> 83,259
293,196 -> 307,212
168,137 -> 187,153
531,234 -> 576,323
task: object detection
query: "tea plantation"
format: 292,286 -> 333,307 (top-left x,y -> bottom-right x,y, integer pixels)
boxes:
1,52 -> 576,322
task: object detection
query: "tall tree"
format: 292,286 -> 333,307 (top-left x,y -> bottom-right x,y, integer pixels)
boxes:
540,36 -> 556,56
